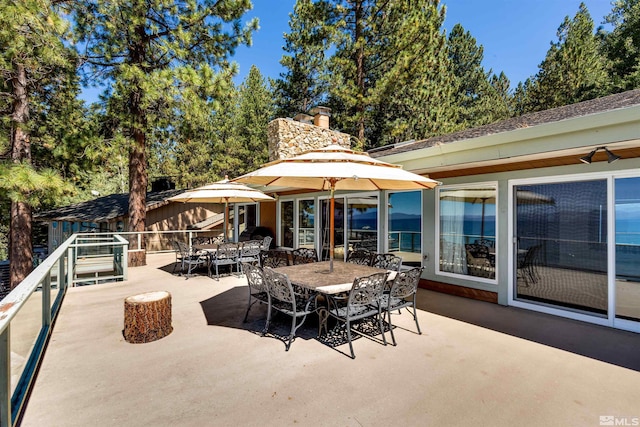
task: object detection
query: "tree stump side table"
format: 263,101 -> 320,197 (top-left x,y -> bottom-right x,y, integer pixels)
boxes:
123,291 -> 173,343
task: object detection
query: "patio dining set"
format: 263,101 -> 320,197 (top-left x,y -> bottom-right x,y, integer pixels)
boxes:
241,248 -> 423,359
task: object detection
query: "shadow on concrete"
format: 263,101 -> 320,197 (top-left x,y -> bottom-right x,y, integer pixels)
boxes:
417,289 -> 640,372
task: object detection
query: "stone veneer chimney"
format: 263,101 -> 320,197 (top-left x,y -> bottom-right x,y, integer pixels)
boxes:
267,107 -> 351,161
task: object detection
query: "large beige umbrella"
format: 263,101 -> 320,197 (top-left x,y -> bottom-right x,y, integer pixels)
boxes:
233,145 -> 440,271
168,178 -> 274,241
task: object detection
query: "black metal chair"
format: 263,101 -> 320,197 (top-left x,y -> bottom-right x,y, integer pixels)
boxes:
291,247 -> 318,265
209,242 -> 239,280
346,248 -> 373,266
241,262 -> 270,326
379,267 -> 423,345
259,250 -> 289,268
172,240 -> 208,277
237,240 -> 262,274
371,253 -> 402,271
326,271 -> 389,359
262,267 -> 317,351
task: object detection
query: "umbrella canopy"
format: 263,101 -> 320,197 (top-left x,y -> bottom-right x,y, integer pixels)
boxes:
168,178 -> 274,241
233,145 -> 440,271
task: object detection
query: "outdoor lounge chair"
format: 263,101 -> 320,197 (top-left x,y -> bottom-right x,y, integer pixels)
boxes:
326,271 -> 389,359
378,267 -> 423,346
262,267 -> 317,351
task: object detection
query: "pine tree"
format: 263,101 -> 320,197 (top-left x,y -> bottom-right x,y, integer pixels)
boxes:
274,0 -> 332,118
235,66 -> 274,175
523,3 -> 608,112
600,0 -> 640,91
0,0 -> 77,287
73,0 -> 257,266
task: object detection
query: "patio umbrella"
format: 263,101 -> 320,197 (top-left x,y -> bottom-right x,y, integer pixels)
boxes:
168,178 -> 274,242
232,145 -> 440,272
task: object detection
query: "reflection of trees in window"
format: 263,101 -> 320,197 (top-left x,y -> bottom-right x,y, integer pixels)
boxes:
298,200 -> 315,247
281,201 -> 294,248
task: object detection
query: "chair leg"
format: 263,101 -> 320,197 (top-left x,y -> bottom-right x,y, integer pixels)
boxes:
346,320 -> 355,359
412,297 -> 422,335
387,309 -> 397,346
285,316 -> 296,351
378,312 -> 387,346
243,294 -> 252,323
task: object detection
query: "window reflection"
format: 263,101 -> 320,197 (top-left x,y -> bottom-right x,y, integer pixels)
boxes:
439,187 -> 496,279
280,201 -> 294,248
298,200 -> 315,248
347,196 -> 378,253
389,191 -> 422,267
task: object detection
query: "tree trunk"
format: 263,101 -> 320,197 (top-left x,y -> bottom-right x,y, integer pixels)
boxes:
9,62 -> 33,288
127,28 -> 148,267
123,291 -> 173,343
354,0 -> 366,144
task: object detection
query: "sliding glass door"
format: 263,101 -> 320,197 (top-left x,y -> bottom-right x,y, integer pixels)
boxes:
512,174 -> 640,331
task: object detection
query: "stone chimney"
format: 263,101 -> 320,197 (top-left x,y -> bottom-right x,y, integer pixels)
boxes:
267,108 -> 351,161
310,106 -> 331,129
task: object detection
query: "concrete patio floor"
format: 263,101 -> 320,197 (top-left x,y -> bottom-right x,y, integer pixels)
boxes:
22,253 -> 640,426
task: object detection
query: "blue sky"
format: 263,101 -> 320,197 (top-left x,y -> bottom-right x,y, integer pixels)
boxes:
232,0 -> 614,85
81,0 -> 614,103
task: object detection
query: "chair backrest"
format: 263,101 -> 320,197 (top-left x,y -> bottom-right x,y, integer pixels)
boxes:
390,267 -> 423,299
263,267 -> 295,304
174,240 -> 190,256
240,240 -> 262,257
261,236 -> 273,251
243,262 -> 267,292
260,250 -> 289,268
291,248 -> 318,265
371,253 -> 402,271
191,236 -> 211,246
346,248 -> 372,266
216,242 -> 238,259
348,272 -> 388,309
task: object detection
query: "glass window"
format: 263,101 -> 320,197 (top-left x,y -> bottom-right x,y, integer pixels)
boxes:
280,201 -> 294,248
439,186 -> 496,279
236,204 -> 257,241
388,191 -> 422,267
320,198 -> 345,260
615,177 -> 640,322
298,200 -> 315,248
515,180 -> 607,315
347,196 -> 378,253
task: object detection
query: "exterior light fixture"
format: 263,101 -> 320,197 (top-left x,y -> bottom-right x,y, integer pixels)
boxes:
580,147 -> 621,164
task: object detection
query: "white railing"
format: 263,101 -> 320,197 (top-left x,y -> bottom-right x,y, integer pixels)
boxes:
0,233 -> 128,427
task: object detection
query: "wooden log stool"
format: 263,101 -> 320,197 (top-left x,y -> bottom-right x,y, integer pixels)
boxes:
123,291 -> 173,343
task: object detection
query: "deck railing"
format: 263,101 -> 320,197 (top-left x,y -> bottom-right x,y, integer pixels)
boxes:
0,233 -> 128,427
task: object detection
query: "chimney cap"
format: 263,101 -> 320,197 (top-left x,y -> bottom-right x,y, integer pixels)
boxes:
309,106 -> 331,116
293,113 -> 314,123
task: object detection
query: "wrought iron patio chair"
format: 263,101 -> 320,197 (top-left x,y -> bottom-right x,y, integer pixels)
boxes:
371,253 -> 403,272
517,244 -> 542,287
172,240 -> 208,277
209,242 -> 239,280
191,236 -> 211,246
291,247 -> 318,265
346,248 -> 373,266
237,240 -> 262,274
262,267 -> 317,351
260,236 -> 273,251
242,262 -> 270,326
379,267 -> 423,346
326,271 -> 389,359
259,250 -> 289,268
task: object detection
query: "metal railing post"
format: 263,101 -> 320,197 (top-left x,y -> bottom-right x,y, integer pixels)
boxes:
0,327 -> 11,427
67,247 -> 74,288
42,276 -> 51,328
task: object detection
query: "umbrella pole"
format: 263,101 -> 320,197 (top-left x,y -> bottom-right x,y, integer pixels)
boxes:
329,182 -> 336,273
224,200 -> 229,242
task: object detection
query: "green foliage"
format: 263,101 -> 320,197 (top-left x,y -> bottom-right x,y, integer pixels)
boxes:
517,3 -> 609,113
600,0 -> 640,91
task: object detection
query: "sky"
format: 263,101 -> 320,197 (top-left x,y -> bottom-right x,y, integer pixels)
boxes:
231,0 -> 614,86
81,0 -> 615,103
